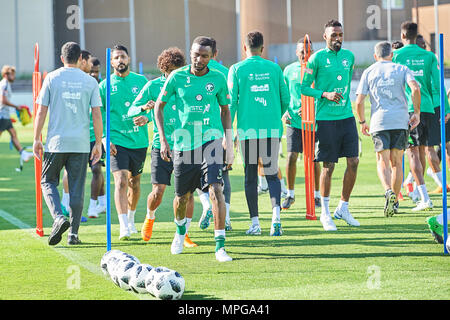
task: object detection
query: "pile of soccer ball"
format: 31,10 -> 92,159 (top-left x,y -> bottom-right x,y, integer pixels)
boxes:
100,250 -> 185,300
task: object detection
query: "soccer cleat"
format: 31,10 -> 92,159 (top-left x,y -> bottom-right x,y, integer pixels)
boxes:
257,186 -> 269,195
384,190 -> 397,218
67,234 -> 82,245
245,224 -> 261,235
225,219 -> 232,231
215,247 -> 232,262
270,222 -> 283,236
171,232 -> 185,255
198,208 -> 213,230
97,204 -> 106,214
119,227 -> 130,241
429,186 -> 450,194
334,206 -> 360,227
48,215 -> 70,246
141,218 -> 155,241
129,223 -> 138,234
183,234 -> 198,248
282,196 -> 295,210
393,201 -> 399,215
20,150 -> 33,162
320,213 -> 337,231
426,216 -> 444,244
315,197 -> 322,208
412,200 -> 434,212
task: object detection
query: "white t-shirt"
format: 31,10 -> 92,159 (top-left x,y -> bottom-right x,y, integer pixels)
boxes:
0,78 -> 12,119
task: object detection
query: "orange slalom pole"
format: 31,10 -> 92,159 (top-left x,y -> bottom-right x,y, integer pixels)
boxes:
33,43 -> 44,237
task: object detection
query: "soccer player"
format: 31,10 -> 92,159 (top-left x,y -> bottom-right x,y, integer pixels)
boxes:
154,36 -> 234,262
129,47 -> 197,247
89,57 -> 101,82
301,20 -> 361,231
355,41 -> 421,216
0,65 -> 33,162
282,37 -> 321,210
392,21 -> 441,211
33,42 -> 103,245
99,45 -> 148,240
228,31 -> 290,236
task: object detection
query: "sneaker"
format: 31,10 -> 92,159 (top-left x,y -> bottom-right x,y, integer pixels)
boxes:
320,213 -> 337,231
426,216 -> 444,244
20,150 -> 33,162
171,232 -> 185,255
215,247 -> 232,262
412,200 -> 434,212
245,224 -> 261,235
119,227 -> 130,241
97,203 -> 107,214
281,190 -> 288,199
198,208 -> 213,230
315,197 -> 322,208
48,215 -> 70,246
257,186 -> 268,195
282,196 -> 295,210
334,206 -> 360,227
225,219 -> 232,231
141,218 -> 155,241
184,234 -> 198,248
384,190 -> 397,218
67,234 -> 82,245
87,205 -> 102,218
393,201 -> 399,215
129,223 -> 138,234
429,186 -> 450,194
270,222 -> 283,236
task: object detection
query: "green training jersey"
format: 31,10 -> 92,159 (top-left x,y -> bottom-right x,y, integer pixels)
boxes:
208,59 -> 229,79
89,107 -> 105,142
99,72 -> 149,149
158,65 -> 230,151
228,55 -> 289,140
129,75 -> 178,149
301,47 -> 355,121
392,44 -> 437,114
283,61 -> 303,129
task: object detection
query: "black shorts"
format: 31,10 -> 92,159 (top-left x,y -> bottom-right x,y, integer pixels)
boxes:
0,118 -> 13,132
427,107 -> 442,146
173,139 -> 224,196
315,117 -> 359,163
111,145 -> 147,177
286,126 -> 317,153
408,112 -> 433,147
151,147 -> 173,186
371,129 -> 409,152
88,141 -> 106,168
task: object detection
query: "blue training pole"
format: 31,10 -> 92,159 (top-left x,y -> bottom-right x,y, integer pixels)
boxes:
438,34 -> 448,254
139,61 -> 143,75
106,48 -> 112,251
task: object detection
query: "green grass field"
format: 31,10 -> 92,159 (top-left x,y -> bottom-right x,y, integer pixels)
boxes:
0,111 -> 449,300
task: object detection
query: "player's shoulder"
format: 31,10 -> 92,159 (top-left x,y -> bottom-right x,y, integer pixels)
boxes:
284,61 -> 300,73
167,65 -> 190,81
129,72 -> 148,83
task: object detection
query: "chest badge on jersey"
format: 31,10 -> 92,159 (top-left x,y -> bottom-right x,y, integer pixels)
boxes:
196,94 -> 203,101
132,86 -> 140,94
205,83 -> 215,93
342,59 -> 350,68
337,75 -> 343,81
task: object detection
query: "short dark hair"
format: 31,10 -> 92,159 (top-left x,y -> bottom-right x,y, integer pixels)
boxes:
61,42 -> 81,64
192,36 -> 215,50
112,44 -> 129,56
89,56 -> 100,66
81,50 -> 91,61
324,19 -> 342,30
210,37 -> 217,55
401,21 -> 418,41
416,34 -> 426,49
245,31 -> 264,50
391,40 -> 404,50
157,47 -> 186,74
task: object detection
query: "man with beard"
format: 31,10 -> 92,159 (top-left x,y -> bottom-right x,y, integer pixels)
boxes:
301,20 -> 360,231
99,45 -> 148,240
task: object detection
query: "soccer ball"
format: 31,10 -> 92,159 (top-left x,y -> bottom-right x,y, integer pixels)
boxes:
116,252 -> 140,264
144,266 -> 171,296
151,269 -> 185,300
111,259 -> 138,290
128,264 -> 153,294
100,250 -> 123,276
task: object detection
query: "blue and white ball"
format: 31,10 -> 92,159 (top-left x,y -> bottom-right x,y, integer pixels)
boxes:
129,264 -> 153,294
144,266 -> 171,296
149,269 -> 185,300
111,259 -> 138,290
100,250 -> 123,276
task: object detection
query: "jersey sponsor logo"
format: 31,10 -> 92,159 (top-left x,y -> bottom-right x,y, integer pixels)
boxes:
380,88 -> 393,99
406,59 -> 424,66
305,68 -> 313,75
250,84 -> 269,92
196,94 -> 203,101
248,73 -> 270,81
62,91 -> 81,100
412,70 -> 424,77
255,97 -> 267,107
205,83 -> 215,92
203,104 -> 211,114
248,74 -> 255,81
377,78 -> 395,87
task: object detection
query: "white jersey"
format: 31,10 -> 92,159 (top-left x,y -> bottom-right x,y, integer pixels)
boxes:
0,78 -> 12,119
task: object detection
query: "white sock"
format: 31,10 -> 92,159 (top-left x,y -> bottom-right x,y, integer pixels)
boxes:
280,178 -> 287,193
436,211 -> 450,225
215,229 -> 226,238
225,203 -> 230,221
127,209 -> 136,225
174,217 -> 187,227
118,214 -> 129,231
272,206 -> 281,222
434,171 -> 444,188
89,198 -> 97,209
98,195 -> 106,207
288,189 -> 295,198
62,192 -> 70,207
338,200 -> 348,209
185,218 -> 192,233
198,192 -> 211,211
314,190 -> 321,199
259,176 -> 268,189
417,184 -> 430,202
321,197 -> 330,216
146,207 -> 156,220
405,171 -> 414,184
251,216 -> 260,226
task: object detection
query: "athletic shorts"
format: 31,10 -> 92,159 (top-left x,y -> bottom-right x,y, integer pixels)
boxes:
110,145 -> 147,177
151,147 -> 173,186
286,126 -> 317,153
173,139 -> 224,196
0,118 -> 13,132
88,141 -> 106,168
315,117 -> 359,163
427,107 -> 442,146
408,112 -> 433,147
371,129 -> 409,152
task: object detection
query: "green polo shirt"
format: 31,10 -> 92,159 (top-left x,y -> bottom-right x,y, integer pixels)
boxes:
283,61 -> 303,129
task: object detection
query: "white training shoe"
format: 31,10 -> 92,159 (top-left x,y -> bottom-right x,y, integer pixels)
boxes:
119,227 -> 130,241
412,200 -> 434,212
320,213 -> 337,231
21,150 -> 33,162
97,204 -> 106,213
409,189 -> 420,203
171,233 -> 185,255
128,223 -> 138,234
87,205 -> 102,218
245,224 -> 262,235
215,247 -> 232,262
334,206 -> 360,226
